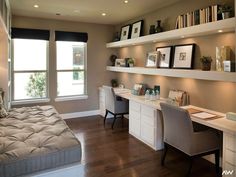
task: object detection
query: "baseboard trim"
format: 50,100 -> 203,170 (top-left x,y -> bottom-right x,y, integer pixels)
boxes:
60,110 -> 100,119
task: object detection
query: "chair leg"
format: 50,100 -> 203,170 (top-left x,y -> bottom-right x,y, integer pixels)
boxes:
112,114 -> 117,129
121,114 -> 124,128
104,110 -> 108,126
161,143 -> 168,166
215,150 -> 220,175
186,157 -> 193,177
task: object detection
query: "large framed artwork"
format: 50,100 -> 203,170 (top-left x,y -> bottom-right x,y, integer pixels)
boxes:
131,20 -> 143,39
156,46 -> 172,68
120,25 -> 131,41
173,44 -> 195,69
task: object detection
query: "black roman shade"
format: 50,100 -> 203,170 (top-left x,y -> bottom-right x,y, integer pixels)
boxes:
55,31 -> 88,42
11,28 -> 50,40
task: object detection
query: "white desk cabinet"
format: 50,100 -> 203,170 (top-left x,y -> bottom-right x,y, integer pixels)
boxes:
223,133 -> 236,177
129,100 -> 163,150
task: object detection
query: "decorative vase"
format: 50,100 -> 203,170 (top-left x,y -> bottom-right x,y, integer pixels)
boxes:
155,20 -> 163,33
149,25 -> 156,34
222,12 -> 231,19
201,63 -> 211,71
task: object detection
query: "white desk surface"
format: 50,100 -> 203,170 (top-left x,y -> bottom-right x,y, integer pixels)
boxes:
113,88 -> 236,136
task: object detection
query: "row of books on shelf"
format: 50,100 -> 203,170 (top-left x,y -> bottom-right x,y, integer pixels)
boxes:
175,5 -> 223,29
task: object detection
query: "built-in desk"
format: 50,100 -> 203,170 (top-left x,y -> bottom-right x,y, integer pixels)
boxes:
99,87 -> 236,175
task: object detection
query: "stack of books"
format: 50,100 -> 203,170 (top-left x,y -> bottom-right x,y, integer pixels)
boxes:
175,5 -> 222,29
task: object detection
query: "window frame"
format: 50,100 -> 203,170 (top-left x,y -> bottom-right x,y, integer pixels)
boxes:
55,41 -> 87,100
11,39 -> 50,103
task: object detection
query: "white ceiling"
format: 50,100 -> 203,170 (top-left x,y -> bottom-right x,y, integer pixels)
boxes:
9,0 -> 181,25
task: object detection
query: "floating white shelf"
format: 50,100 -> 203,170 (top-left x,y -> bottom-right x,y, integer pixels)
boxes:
106,18 -> 235,48
107,66 -> 236,83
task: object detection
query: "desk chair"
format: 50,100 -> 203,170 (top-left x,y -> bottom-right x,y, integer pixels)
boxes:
103,86 -> 129,129
160,103 -> 220,177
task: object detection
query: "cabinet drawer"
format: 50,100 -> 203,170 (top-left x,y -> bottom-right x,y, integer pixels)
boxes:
141,105 -> 156,118
130,101 -> 141,112
141,123 -> 155,146
224,162 -> 236,176
130,109 -> 141,120
130,118 -> 140,137
141,114 -> 155,127
225,134 -> 236,152
225,149 -> 236,165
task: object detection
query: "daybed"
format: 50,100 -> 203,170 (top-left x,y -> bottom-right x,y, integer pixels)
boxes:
0,106 -> 81,177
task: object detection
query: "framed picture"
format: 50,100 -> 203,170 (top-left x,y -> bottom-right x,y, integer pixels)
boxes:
173,44 -> 195,69
120,25 -> 131,41
131,20 -> 143,39
156,46 -> 172,68
145,51 -> 160,68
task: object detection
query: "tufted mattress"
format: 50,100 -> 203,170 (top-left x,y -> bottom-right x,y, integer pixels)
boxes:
0,106 -> 81,177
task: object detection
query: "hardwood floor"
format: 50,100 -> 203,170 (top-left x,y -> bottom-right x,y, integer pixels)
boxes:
65,116 -> 219,177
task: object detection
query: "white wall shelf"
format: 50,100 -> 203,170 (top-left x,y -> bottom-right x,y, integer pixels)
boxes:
106,18 -> 235,48
107,66 -> 236,83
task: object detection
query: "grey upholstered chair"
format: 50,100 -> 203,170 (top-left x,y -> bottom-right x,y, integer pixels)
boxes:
103,86 -> 129,129
160,102 -> 220,176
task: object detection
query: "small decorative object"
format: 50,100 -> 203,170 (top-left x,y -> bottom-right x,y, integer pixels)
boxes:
149,25 -> 156,34
145,51 -> 160,68
216,46 -> 231,71
155,20 -> 163,33
223,61 -> 235,72
156,46 -> 172,68
226,112 -> 236,121
200,56 -> 212,71
113,32 -> 120,42
109,55 -> 117,66
173,44 -> 195,69
111,79 -> 118,87
131,84 -> 146,95
218,4 -> 233,19
115,59 -> 126,67
120,25 -> 131,41
131,20 -> 143,39
154,85 -> 160,95
127,58 -> 135,67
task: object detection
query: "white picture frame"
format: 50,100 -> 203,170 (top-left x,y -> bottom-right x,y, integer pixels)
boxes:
145,51 -> 160,68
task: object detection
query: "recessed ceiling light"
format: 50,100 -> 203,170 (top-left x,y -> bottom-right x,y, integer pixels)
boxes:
34,4 -> 39,8
181,35 -> 185,38
74,10 -> 80,13
218,30 -> 223,33
102,13 -> 106,16
124,0 -> 129,3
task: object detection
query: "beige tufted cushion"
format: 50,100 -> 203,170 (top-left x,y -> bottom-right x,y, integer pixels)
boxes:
0,105 -> 81,177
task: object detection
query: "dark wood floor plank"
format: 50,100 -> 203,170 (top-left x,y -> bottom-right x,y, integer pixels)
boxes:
65,116 -> 218,177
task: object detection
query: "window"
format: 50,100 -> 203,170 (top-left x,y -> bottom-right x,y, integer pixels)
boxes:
56,41 -> 87,97
11,28 -> 50,101
13,39 -> 48,100
55,31 -> 88,98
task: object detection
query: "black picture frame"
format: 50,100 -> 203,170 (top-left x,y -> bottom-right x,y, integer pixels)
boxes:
120,24 -> 131,41
172,44 -> 195,69
156,46 -> 173,68
131,20 -> 144,39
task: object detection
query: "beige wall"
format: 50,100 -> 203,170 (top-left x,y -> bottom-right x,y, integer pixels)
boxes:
112,0 -> 236,113
12,16 -> 116,114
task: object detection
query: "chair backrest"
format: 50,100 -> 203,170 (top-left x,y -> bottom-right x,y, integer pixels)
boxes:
103,85 -> 115,113
160,102 -> 193,153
